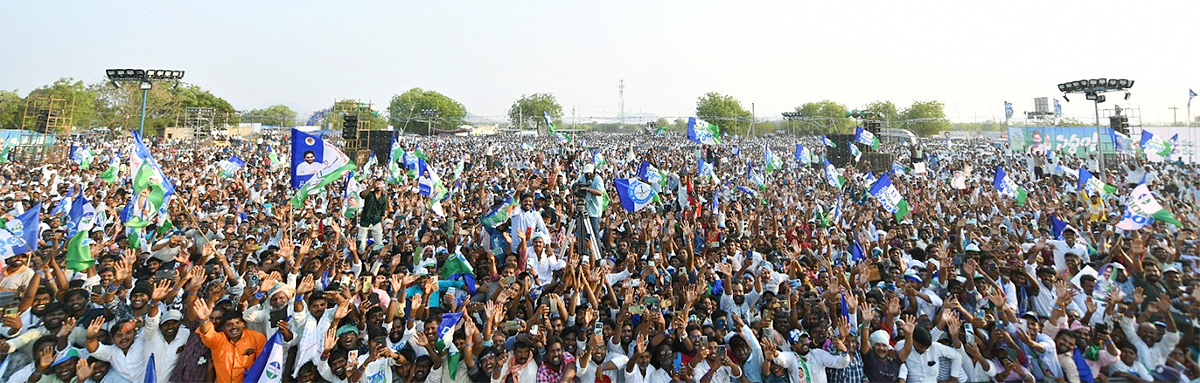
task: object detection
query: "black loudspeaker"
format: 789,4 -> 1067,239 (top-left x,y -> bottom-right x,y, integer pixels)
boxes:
825,134 -> 856,167
366,130 -> 394,163
861,153 -> 894,174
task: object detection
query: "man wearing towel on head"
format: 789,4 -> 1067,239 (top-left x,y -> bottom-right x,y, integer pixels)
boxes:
243,277 -> 307,347
862,329 -> 902,383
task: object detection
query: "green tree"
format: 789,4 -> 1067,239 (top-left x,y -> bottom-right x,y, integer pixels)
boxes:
695,92 -> 751,136
794,100 -> 854,134
0,90 -> 21,129
508,93 -> 562,133
26,78 -> 101,130
387,88 -> 468,134
319,99 -> 387,132
243,104 -> 297,127
899,100 -> 951,137
863,100 -> 898,126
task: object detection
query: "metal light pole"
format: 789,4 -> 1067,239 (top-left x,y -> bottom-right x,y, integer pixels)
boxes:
106,69 -> 184,136
138,81 -> 152,136
1056,78 -> 1134,175
1093,98 -> 1104,171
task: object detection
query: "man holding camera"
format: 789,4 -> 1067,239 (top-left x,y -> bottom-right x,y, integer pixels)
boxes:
574,164 -> 604,249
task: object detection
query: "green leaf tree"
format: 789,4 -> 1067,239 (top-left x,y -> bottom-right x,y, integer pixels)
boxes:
899,100 -> 951,137
794,100 -> 854,134
243,104 -> 298,127
695,92 -> 751,136
320,99 -> 387,132
26,78 -> 101,130
0,90 -> 21,129
508,93 -> 562,133
387,88 -> 468,135
863,100 -> 898,125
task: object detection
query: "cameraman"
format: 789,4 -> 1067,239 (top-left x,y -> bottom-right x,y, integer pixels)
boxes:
575,164 -> 605,246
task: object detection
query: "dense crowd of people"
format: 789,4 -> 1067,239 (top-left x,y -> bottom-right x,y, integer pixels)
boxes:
0,127 -> 1198,383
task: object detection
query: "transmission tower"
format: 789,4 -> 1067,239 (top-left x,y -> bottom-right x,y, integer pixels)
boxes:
619,79 -> 625,128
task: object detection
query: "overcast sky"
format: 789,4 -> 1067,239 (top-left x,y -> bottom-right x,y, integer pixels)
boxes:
2,0 -> 1198,125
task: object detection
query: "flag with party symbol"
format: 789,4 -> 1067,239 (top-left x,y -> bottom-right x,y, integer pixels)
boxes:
868,173 -> 910,222
992,166 -> 1028,206
1116,182 -> 1182,230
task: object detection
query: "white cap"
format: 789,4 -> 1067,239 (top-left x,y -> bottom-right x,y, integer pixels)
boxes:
583,164 -> 595,174
162,310 -> 184,323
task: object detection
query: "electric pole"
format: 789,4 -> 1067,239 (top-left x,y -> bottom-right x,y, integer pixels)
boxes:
1169,107 -> 1179,125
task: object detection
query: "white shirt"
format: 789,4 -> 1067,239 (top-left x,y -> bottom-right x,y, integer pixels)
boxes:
899,343 -> 964,383
143,311 -> 191,382
1118,314 -> 1181,369
90,333 -> 150,383
691,359 -> 739,383
526,249 -> 566,287
576,353 -> 627,383
508,206 -> 548,253
490,358 -> 538,383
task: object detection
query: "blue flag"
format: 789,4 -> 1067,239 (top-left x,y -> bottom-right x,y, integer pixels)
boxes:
1004,101 -> 1013,119
51,186 -> 74,215
850,240 -> 865,264
1053,99 -> 1062,116
437,311 -> 464,352
0,203 -> 40,260
1051,215 -> 1067,240
66,195 -> 96,237
840,293 -> 851,329
244,331 -> 285,383
144,354 -> 156,383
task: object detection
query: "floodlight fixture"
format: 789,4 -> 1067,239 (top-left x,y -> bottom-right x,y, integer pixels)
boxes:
139,81 -> 152,90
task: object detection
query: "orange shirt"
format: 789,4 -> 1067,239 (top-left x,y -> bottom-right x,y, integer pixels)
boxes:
198,327 -> 267,383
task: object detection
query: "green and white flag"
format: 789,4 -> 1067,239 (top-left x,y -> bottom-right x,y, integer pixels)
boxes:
763,145 -> 780,174
823,158 -> 845,189
854,126 -> 881,150
992,166 -> 1028,206
850,144 -> 862,162
687,117 -> 721,146
868,173 -> 910,222
1116,182 -> 1182,230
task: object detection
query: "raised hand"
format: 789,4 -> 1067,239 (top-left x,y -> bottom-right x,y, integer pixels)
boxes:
192,299 -> 213,322
59,317 -> 77,338
36,346 -> 55,371
899,314 -> 917,335
323,326 -> 337,352
1132,287 -> 1146,307
85,316 -> 105,339
860,302 -> 875,323
297,275 -> 316,295
886,296 -> 901,317
152,279 -> 173,302
75,359 -> 93,381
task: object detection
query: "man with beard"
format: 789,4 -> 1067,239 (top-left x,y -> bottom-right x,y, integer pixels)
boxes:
294,291 -> 349,377
575,333 -> 627,383
243,275 -> 311,344
191,297 -> 268,383
7,302 -> 78,356
861,329 -> 902,383
84,280 -> 171,382
144,309 -> 190,381
492,336 -> 538,383
0,253 -> 35,291
691,337 -> 745,383
896,319 -> 964,383
1118,294 -> 1180,373
537,335 -> 577,383
3,283 -> 48,337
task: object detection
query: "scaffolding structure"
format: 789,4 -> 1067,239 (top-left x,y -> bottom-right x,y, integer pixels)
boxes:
184,107 -> 217,142
331,100 -> 376,165
18,95 -> 74,163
